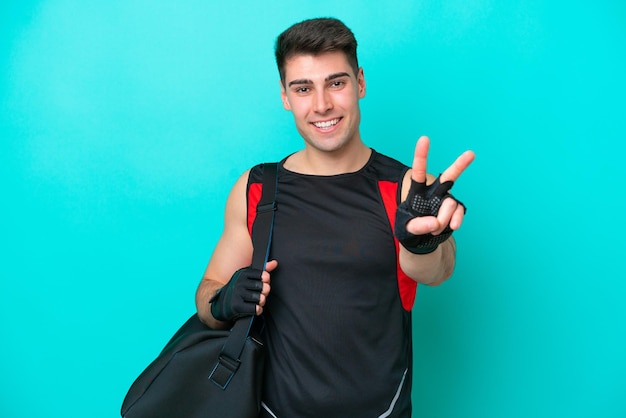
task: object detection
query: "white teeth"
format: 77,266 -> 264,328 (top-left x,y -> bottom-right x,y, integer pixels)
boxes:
313,118 -> 339,129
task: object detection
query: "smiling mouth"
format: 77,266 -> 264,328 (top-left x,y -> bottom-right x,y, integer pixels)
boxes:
312,118 -> 341,130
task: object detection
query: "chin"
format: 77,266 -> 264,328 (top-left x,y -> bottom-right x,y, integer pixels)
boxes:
308,138 -> 352,153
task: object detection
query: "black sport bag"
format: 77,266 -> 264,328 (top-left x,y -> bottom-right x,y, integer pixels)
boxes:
121,163 -> 278,418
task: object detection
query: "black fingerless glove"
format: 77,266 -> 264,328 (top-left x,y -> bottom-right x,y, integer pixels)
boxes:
209,267 -> 263,322
394,176 -> 464,254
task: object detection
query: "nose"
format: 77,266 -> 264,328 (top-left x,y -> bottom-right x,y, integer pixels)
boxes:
313,89 -> 332,113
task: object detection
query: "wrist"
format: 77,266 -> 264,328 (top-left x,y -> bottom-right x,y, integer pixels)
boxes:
401,242 -> 439,254
209,287 -> 229,321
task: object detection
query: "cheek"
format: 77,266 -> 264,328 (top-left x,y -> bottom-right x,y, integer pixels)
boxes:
289,102 -> 309,121
336,93 -> 359,110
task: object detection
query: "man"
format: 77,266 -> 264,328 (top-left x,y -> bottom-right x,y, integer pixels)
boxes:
196,17 -> 474,417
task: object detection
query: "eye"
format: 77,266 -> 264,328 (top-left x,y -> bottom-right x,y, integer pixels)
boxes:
329,80 -> 346,89
294,87 -> 311,94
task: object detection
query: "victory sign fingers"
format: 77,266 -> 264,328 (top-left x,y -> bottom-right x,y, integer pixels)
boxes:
411,136 -> 475,184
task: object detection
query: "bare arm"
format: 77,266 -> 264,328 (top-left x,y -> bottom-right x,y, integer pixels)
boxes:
195,170 -> 276,329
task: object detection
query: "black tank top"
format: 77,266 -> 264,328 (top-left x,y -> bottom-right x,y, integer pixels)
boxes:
248,150 -> 415,418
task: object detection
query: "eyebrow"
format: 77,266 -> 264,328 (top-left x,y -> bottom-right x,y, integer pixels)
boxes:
288,72 -> 351,87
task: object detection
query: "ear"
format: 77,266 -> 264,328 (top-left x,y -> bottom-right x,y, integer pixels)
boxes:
357,68 -> 366,99
279,80 -> 291,110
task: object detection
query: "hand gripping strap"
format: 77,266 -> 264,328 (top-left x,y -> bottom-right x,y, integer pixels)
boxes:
394,175 -> 463,254
209,162 -> 277,389
209,267 -> 265,322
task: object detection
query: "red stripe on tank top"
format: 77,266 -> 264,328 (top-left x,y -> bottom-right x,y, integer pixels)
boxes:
248,183 -> 262,235
378,180 -> 417,311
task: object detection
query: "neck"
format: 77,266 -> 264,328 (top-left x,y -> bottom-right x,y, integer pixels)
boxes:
284,141 -> 371,176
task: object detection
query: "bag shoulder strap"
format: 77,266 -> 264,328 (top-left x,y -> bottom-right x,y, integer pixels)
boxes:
209,162 -> 278,389
250,162 -> 278,271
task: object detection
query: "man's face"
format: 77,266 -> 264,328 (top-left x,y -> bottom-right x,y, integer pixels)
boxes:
280,52 -> 366,154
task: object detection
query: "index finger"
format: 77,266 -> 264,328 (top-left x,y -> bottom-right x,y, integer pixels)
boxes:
411,136 -> 430,183
440,150 -> 475,183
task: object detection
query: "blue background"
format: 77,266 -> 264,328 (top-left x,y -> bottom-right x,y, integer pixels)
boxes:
2,1 -> 625,417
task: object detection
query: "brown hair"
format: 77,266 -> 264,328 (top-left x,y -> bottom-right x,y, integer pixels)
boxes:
275,18 -> 359,84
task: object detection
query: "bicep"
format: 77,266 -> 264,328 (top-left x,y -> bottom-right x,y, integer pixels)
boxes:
202,171 -> 254,285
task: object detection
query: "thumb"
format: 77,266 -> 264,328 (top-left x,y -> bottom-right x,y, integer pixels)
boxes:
264,259 -> 279,272
405,216 -> 439,236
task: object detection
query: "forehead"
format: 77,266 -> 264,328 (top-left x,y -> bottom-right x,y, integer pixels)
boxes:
283,51 -> 354,83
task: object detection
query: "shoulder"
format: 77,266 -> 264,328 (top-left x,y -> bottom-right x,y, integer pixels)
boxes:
368,150 -> 410,183
247,162 -> 281,186
247,163 -> 265,185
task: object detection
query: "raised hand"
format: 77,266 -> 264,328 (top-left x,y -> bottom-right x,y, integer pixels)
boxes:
395,136 -> 475,254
